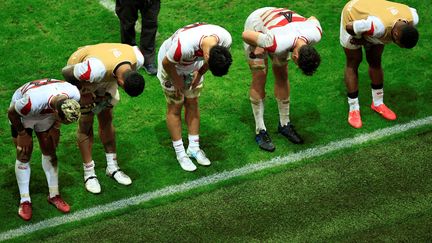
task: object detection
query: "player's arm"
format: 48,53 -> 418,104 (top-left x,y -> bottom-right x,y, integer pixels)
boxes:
242,31 -> 261,46
62,65 -> 81,89
162,56 -> 185,96
191,63 -> 208,89
346,16 -> 382,37
243,30 -> 275,50
7,106 -> 32,154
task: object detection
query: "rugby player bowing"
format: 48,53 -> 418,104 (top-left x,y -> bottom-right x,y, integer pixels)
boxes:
340,0 -> 419,128
62,43 -> 145,193
157,23 -> 232,171
8,79 -> 81,220
242,7 -> 322,152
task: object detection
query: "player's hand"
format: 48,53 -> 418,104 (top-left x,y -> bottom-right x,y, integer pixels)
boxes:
191,72 -> 202,89
49,126 -> 60,149
174,82 -> 185,97
350,37 -> 370,46
17,132 -> 32,155
80,93 -> 95,106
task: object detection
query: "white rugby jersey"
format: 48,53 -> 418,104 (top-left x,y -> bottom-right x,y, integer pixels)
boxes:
165,23 -> 232,65
252,7 -> 322,56
11,79 -> 80,117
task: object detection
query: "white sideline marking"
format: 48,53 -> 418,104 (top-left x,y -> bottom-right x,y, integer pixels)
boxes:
1,116 -> 431,241
98,0 -> 142,33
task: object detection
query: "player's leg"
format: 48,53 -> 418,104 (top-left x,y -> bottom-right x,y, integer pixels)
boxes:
167,98 -> 197,172
115,0 -> 139,46
97,107 -> 132,186
184,95 -> 211,166
36,128 -> 70,213
77,113 -> 101,193
273,60 -> 303,144
139,0 -> 160,75
12,126 -> 33,220
344,47 -> 363,128
248,48 -> 275,152
365,44 -> 396,120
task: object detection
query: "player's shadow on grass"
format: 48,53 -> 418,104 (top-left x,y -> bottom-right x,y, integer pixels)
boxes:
154,119 -> 229,163
386,84 -> 418,117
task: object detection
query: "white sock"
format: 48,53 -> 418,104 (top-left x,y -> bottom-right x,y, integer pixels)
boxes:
276,97 -> 290,126
187,134 -> 200,152
106,153 -> 120,174
83,160 -> 96,180
372,88 -> 384,106
250,97 -> 266,134
348,97 -> 360,112
173,139 -> 187,159
42,155 -> 59,198
15,160 -> 31,203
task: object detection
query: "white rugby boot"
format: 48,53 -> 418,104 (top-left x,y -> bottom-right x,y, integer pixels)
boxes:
187,148 -> 211,166
177,156 -> 197,172
106,168 -> 132,186
84,175 -> 101,194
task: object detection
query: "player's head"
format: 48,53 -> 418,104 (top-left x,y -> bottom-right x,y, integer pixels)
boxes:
208,45 -> 232,77
55,98 -> 81,124
297,45 -> 321,76
123,70 -> 145,97
397,24 -> 419,49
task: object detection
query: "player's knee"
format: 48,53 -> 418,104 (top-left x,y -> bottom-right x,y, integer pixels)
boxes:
185,98 -> 198,110
347,56 -> 362,68
248,59 -> 266,72
17,152 -> 31,162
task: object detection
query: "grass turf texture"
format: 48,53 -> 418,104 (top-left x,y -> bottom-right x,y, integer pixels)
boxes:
9,127 -> 432,242
0,0 -> 431,240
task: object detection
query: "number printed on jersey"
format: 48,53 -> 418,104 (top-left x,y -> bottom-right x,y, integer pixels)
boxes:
110,48 -> 122,58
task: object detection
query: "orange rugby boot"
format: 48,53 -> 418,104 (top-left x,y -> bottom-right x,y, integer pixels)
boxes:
371,103 -> 397,120
348,110 -> 362,129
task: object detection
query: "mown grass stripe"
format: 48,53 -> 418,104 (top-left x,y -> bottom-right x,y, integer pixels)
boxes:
1,116 -> 431,241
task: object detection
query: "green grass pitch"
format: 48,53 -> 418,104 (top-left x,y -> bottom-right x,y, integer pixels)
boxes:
0,0 -> 431,241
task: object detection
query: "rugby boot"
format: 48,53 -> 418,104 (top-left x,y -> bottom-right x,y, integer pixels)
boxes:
18,201 -> 32,221
278,123 -> 304,144
48,195 -> 70,213
255,130 -> 275,152
348,110 -> 362,129
371,103 -> 397,120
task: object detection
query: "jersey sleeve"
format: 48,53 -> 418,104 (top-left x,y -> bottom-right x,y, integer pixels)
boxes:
73,58 -> 106,83
410,8 -> 419,26
352,16 -> 385,38
301,19 -> 323,45
166,38 -> 195,63
258,31 -> 295,55
14,94 -> 41,117
66,84 -> 81,102
132,46 -> 145,69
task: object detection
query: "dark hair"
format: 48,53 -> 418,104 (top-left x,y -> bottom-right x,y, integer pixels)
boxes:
297,45 -> 321,76
208,45 -> 232,77
123,70 -> 145,97
399,25 -> 419,49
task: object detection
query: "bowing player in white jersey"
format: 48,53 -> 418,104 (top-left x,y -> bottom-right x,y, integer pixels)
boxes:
8,78 -> 81,221
157,23 -> 232,171
242,7 -> 322,152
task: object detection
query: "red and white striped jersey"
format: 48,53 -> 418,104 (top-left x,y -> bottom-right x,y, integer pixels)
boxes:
250,7 -> 322,55
164,23 -> 232,65
11,79 -> 80,117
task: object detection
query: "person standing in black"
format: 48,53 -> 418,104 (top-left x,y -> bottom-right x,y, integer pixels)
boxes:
116,0 -> 160,75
